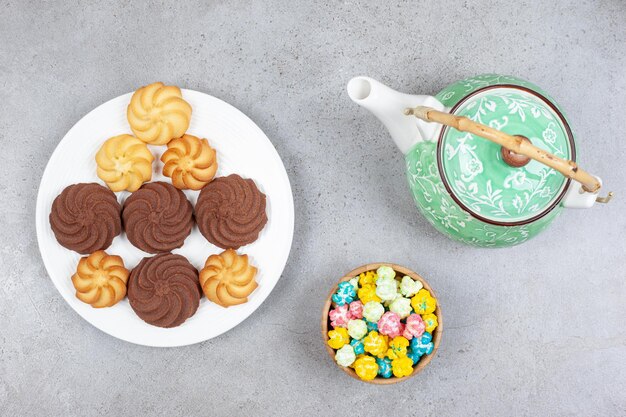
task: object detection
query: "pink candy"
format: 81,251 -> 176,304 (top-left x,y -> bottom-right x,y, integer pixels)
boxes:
329,304 -> 352,328
349,301 -> 363,319
377,311 -> 404,338
403,314 -> 426,340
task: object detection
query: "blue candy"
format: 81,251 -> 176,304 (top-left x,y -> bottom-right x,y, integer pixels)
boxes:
376,357 -> 392,378
350,338 -> 365,355
407,349 -> 422,365
332,281 -> 357,306
366,320 -> 378,332
410,331 -> 434,356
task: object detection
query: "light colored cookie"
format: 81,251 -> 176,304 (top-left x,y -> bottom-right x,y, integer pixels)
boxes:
127,82 -> 192,145
161,134 -> 218,190
96,134 -> 154,192
199,249 -> 258,307
71,250 -> 129,308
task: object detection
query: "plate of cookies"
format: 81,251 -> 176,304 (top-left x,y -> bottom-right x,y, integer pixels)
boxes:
36,82 -> 294,347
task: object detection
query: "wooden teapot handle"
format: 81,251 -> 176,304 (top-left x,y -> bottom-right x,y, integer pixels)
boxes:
405,106 -> 606,196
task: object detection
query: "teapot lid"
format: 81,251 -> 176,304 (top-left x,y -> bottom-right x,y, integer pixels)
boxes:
438,85 -> 575,225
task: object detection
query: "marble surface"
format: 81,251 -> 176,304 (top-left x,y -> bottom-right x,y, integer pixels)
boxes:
1,1 -> 625,416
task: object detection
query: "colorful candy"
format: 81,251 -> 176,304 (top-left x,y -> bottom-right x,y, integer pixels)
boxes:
327,266 -> 439,381
403,314 -> 426,340
327,328 -> 350,349
350,338 -> 365,355
400,275 -> 423,297
348,300 -> 363,319
347,319 -> 368,340
358,270 -> 377,286
391,356 -> 414,378
376,357 -> 393,378
366,320 -> 378,332
386,336 -> 410,360
375,276 -> 398,301
411,288 -> 437,314
376,265 -> 396,280
354,355 -> 378,381
332,281 -> 356,306
329,304 -> 351,328
363,331 -> 389,358
422,313 -> 438,333
377,311 -> 404,338
335,344 -> 356,367
362,301 -> 384,322
358,284 -> 381,304
410,331 -> 434,356
389,296 -> 412,319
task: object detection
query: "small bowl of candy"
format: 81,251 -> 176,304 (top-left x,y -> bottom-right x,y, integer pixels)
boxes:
321,263 -> 442,384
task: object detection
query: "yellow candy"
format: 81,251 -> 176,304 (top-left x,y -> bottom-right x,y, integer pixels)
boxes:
392,356 -> 414,378
386,336 -> 410,360
358,284 -> 381,304
363,331 -> 389,358
327,328 -> 350,349
351,354 -> 367,369
422,313 -> 439,333
354,355 -> 379,381
411,289 -> 437,314
358,271 -> 378,287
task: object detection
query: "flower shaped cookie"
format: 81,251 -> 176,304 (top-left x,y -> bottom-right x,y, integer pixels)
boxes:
350,339 -> 365,355
127,82 -> 192,145
335,344 -> 356,367
403,314 -> 426,340
71,250 -> 129,308
347,319 -> 368,340
348,300 -> 363,319
96,134 -> 154,192
410,331 -> 434,357
358,270 -> 377,286
400,275 -> 423,297
161,134 -> 218,190
199,249 -> 258,307
377,311 -> 404,338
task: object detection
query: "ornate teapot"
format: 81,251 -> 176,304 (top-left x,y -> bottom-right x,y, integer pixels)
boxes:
348,74 -> 611,247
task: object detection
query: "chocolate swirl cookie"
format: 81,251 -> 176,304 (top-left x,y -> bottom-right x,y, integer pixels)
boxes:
195,174 -> 267,249
122,182 -> 193,253
127,253 -> 201,328
49,183 -> 122,254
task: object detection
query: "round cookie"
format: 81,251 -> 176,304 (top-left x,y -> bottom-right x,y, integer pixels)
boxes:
71,250 -> 129,308
127,253 -> 201,328
127,82 -> 192,145
128,253 -> 201,327
122,182 -> 193,254
49,183 -> 122,254
161,134 -> 218,190
199,249 -> 258,307
195,174 -> 267,249
95,134 -> 154,192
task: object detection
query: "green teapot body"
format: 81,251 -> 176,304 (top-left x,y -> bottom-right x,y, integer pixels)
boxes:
348,74 -> 602,247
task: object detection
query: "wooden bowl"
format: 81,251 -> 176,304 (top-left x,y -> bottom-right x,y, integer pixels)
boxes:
321,263 -> 443,384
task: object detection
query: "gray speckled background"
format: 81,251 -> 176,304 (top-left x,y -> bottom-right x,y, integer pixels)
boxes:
1,1 -> 625,416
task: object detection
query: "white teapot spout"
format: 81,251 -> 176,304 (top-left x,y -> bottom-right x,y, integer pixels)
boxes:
347,76 -> 445,154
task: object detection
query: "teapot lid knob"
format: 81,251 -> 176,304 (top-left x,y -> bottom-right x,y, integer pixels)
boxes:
501,136 -> 531,167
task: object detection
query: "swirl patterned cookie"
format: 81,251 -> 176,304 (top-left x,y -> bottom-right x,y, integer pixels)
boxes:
122,181 -> 193,253
95,134 -> 154,192
71,250 -> 129,308
127,82 -> 192,145
161,134 -> 218,190
49,183 -> 122,254
195,174 -> 268,249
199,249 -> 258,307
127,253 -> 201,328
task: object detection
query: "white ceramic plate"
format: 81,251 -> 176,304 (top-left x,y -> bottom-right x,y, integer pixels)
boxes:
35,89 -> 294,347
